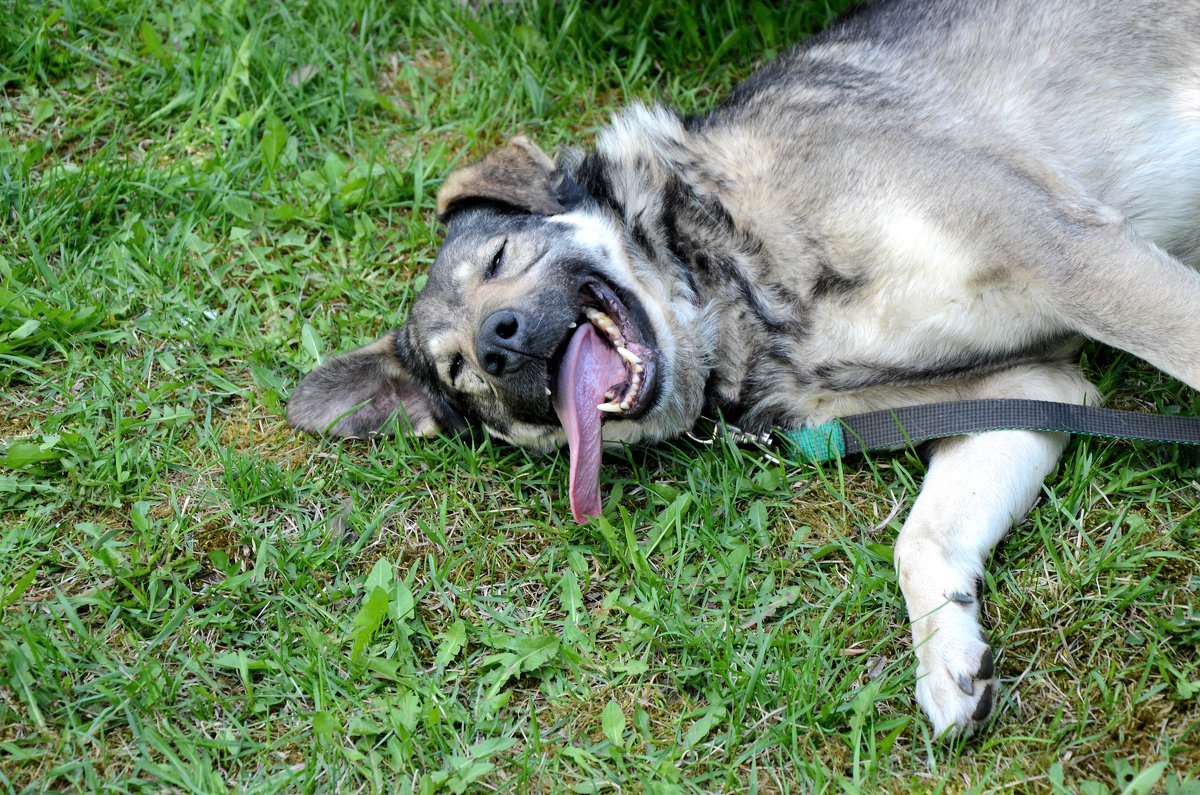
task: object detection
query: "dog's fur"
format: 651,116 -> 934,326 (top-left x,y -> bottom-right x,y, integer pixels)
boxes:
288,0 -> 1200,736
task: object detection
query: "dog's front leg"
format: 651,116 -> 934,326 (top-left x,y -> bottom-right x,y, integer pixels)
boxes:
893,428 -> 1067,737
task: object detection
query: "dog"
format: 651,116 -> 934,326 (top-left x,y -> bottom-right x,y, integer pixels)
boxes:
287,0 -> 1200,737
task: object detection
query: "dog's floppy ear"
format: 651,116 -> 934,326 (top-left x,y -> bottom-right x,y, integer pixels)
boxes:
287,329 -> 448,438
436,136 -> 567,220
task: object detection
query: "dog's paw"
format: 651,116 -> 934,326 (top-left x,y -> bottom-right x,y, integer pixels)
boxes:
914,628 -> 997,738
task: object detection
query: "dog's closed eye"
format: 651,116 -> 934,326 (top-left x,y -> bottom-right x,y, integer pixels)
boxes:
448,352 -> 465,383
484,238 -> 506,280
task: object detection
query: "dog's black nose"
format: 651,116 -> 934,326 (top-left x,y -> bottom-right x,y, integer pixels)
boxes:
476,309 -> 530,377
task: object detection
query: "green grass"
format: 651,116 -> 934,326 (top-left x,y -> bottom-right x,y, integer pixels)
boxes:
2,0 -> 1200,792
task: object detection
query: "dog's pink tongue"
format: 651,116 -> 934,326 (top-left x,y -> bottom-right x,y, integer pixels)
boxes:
553,323 -> 627,523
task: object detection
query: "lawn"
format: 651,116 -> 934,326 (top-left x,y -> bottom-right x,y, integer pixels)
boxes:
2,0 -> 1199,792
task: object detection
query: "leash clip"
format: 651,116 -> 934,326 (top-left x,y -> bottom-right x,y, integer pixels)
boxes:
686,416 -> 774,447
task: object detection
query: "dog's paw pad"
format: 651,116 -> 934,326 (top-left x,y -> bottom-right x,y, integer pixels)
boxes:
971,683 -> 995,722
976,646 -> 994,680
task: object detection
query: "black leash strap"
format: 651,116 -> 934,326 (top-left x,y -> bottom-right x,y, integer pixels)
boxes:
769,400 -> 1200,464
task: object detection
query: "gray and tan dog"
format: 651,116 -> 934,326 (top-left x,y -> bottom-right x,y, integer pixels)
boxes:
289,0 -> 1200,736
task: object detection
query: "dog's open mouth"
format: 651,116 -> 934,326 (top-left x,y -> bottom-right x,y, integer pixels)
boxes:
551,278 -> 656,523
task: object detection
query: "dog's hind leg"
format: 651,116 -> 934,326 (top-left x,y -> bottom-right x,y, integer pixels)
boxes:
1042,217 -> 1200,392
892,363 -> 1097,737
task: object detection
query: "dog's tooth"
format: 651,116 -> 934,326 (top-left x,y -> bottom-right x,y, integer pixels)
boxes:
604,389 -> 616,401
545,387 -> 552,396
569,322 -> 577,329
621,369 -> 643,407
617,346 -> 642,365
597,402 -> 623,413
587,308 -> 617,332
584,306 -> 631,348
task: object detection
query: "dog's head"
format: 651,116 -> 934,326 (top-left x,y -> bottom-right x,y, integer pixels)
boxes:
288,137 -> 709,521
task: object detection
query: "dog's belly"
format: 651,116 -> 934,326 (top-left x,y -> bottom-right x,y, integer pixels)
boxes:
800,272 -> 1067,394
786,194 -> 1068,391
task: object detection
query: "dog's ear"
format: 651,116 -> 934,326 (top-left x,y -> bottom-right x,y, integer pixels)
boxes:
287,329 -> 448,438
436,136 -> 567,220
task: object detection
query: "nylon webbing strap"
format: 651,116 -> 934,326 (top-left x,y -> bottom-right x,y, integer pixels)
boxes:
775,399 -> 1200,465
